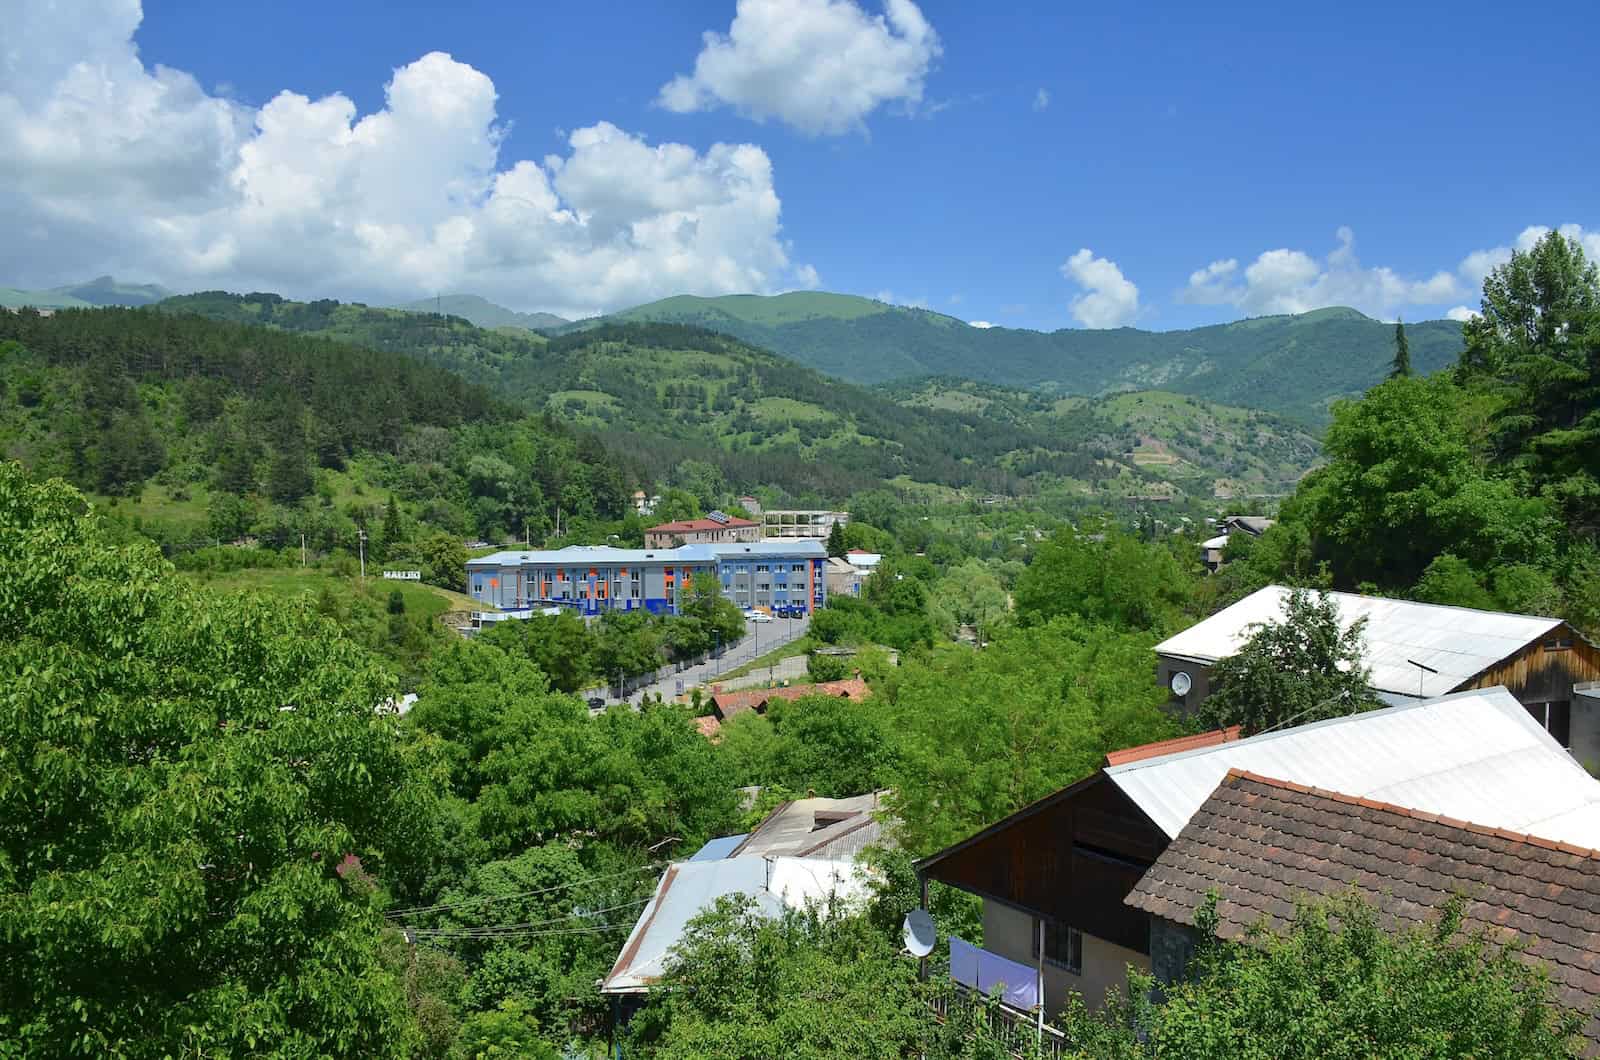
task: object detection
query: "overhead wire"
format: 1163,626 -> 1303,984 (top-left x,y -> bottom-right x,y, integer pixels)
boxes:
401,897 -> 653,937
383,864 -> 658,920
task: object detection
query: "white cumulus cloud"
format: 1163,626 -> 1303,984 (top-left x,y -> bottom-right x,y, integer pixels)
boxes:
1180,226 -> 1461,319
657,0 -> 941,135
0,1 -> 813,317
968,320 -> 994,329
1455,223 -> 1600,292
1446,306 -> 1480,322
1061,249 -> 1140,328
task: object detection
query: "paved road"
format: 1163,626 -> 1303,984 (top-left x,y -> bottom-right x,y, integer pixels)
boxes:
585,615 -> 810,710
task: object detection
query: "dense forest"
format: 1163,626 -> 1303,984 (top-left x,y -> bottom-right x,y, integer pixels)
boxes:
0,307 -> 634,550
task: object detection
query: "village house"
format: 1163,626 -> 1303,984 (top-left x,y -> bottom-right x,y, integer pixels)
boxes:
1154,586 -> 1600,763
1127,769 -> 1600,1052
916,687 -> 1600,1029
602,793 -> 889,1006
643,510 -> 761,548
1198,515 -> 1274,573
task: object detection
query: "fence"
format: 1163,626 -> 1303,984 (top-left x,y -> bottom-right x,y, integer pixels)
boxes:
927,985 -> 1069,1060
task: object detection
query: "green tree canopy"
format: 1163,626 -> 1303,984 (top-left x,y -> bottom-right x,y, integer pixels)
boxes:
1194,588 -> 1381,734
1013,530 -> 1191,633
1461,228 -> 1600,535
1061,893 -> 1587,1059
0,463 -> 441,1056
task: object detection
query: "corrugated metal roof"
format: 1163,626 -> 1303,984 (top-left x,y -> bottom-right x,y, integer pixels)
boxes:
1153,586 -> 1561,697
601,856 -> 868,993
1106,687 -> 1600,848
729,792 -> 888,859
686,834 -> 747,861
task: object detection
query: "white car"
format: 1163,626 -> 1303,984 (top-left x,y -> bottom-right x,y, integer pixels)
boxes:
748,612 -> 774,623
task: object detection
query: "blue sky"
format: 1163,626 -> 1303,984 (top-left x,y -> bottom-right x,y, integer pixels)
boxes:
4,0 -> 1597,330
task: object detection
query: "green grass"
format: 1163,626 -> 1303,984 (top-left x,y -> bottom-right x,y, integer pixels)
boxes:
714,635 -> 819,681
182,565 -> 477,617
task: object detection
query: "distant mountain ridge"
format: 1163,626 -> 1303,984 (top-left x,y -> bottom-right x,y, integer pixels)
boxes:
393,294 -> 568,331
569,292 -> 1465,423
0,275 -> 173,309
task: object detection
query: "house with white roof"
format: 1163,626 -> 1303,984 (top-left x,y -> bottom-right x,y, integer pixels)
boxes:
916,687 -> 1600,1023
1154,585 -> 1600,762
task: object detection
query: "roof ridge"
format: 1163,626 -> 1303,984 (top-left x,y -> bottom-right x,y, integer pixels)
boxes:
1223,770 -> 1600,861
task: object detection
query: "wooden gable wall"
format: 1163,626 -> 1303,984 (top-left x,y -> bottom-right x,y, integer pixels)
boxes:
1461,623 -> 1600,705
919,775 -> 1167,954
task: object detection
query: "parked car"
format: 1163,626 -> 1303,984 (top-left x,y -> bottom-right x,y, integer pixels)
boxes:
749,612 -> 774,623
587,696 -> 606,709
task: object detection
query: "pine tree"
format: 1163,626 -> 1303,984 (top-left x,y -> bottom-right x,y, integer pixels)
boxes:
1390,319 -> 1412,378
380,493 -> 404,558
826,520 -> 846,557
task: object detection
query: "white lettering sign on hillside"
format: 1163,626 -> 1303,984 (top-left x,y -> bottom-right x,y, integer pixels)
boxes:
383,570 -> 422,581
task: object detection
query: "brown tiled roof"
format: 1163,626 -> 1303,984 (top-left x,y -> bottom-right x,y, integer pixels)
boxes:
1127,769 -> 1600,1051
1104,726 -> 1242,766
692,715 -> 722,740
645,517 -> 758,534
710,678 -> 869,721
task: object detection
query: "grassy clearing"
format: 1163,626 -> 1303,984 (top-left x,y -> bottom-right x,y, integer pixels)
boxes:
714,635 -> 819,681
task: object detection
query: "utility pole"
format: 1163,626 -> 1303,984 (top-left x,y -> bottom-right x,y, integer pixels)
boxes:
358,528 -> 367,580
300,533 -> 306,568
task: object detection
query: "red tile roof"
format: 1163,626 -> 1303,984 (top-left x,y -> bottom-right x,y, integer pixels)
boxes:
710,678 -> 869,721
646,517 -> 758,534
1104,726 -> 1242,766
1128,769 -> 1600,1052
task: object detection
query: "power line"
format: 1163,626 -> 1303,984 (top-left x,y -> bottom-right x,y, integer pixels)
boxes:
384,864 -> 657,920
403,897 -> 652,937
410,924 -> 625,942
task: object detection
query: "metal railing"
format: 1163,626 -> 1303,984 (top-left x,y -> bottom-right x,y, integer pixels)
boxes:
927,985 -> 1069,1060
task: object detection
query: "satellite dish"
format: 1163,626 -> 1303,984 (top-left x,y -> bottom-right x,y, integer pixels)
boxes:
1170,671 -> 1192,697
903,907 -> 936,957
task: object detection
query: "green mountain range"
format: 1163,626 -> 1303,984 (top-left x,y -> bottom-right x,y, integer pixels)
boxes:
0,275 -> 173,309
392,294 -> 568,331
571,292 -> 1465,423
153,291 -> 1318,502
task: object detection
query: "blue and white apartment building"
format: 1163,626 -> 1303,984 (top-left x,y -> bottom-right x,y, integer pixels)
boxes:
466,540 -> 828,617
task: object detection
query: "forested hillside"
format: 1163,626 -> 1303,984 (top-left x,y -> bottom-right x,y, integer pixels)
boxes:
157,292 -> 1177,501
0,307 -> 634,549
889,378 -> 1323,497
583,292 -> 1465,422
393,294 -> 568,331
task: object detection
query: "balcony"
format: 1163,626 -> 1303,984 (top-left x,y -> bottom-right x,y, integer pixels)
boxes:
927,984 -> 1069,1060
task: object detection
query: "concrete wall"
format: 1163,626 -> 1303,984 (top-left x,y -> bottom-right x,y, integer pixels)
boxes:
982,900 -> 1150,1017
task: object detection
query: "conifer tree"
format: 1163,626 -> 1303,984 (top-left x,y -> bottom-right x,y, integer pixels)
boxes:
1390,319 -> 1412,378
826,520 -> 846,557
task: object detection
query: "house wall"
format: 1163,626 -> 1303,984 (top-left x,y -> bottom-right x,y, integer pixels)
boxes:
982,900 -> 1151,1016
1462,625 -> 1600,758
921,775 -> 1166,955
1155,655 -> 1214,715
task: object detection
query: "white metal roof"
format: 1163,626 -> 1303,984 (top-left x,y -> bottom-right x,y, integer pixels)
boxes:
1153,586 -> 1561,698
601,856 -> 868,993
467,539 -> 825,569
1106,687 -> 1600,848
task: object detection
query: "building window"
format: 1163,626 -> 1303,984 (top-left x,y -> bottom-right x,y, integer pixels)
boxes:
1545,636 -> 1574,652
792,563 -> 805,572
1031,919 -> 1082,974
756,563 -> 770,572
